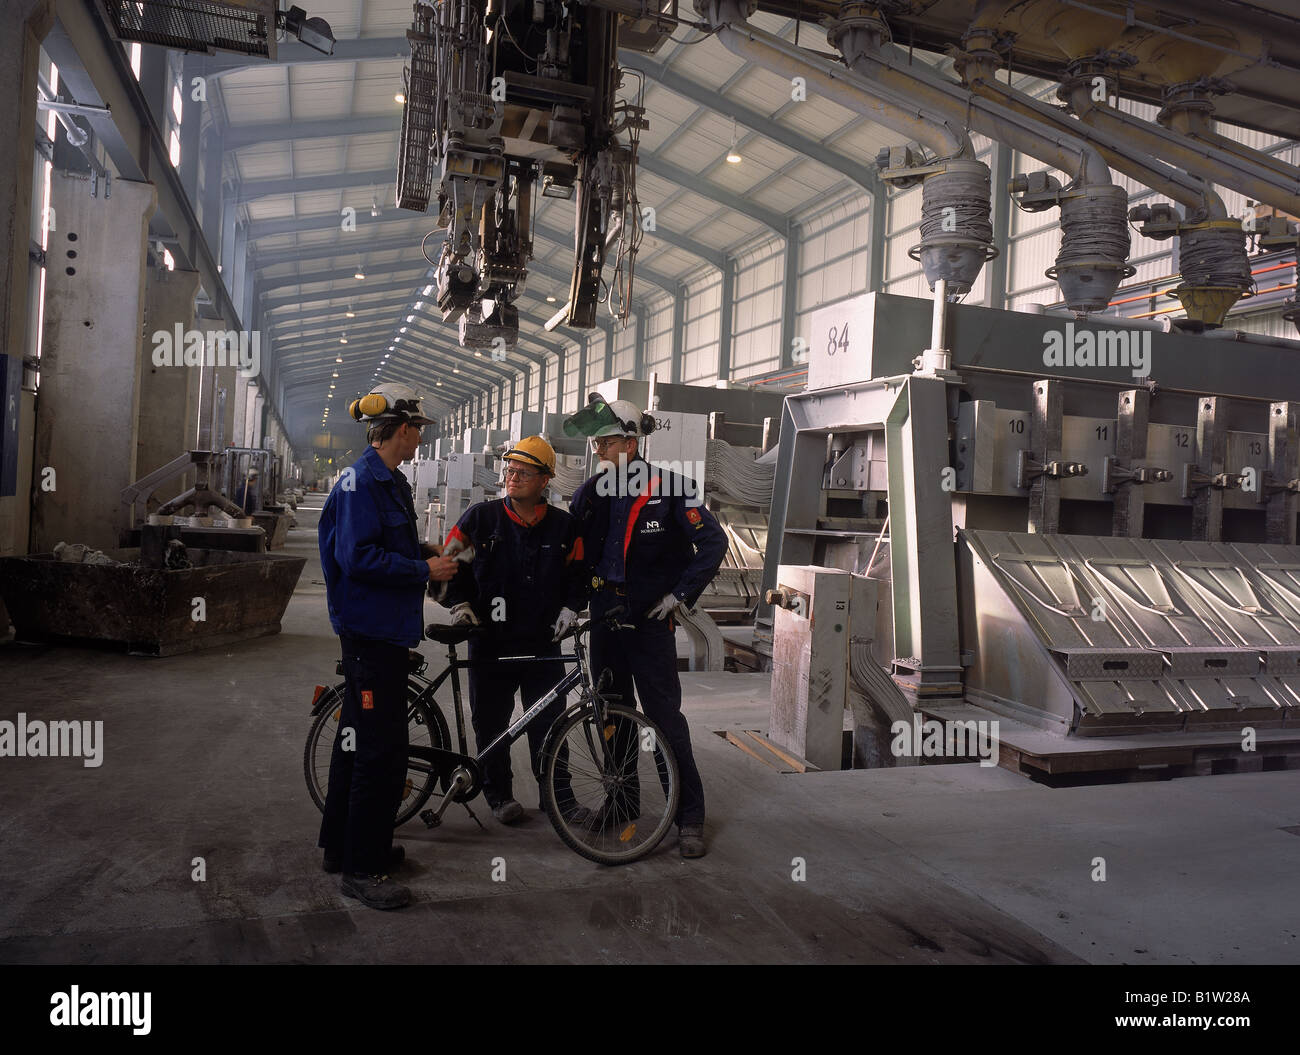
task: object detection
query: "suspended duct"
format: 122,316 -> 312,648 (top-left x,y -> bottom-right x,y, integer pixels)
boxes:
949,18 -> 1252,328
820,3 -> 1133,313
1158,80 -> 1300,186
694,0 -> 996,297
1058,66 -> 1300,221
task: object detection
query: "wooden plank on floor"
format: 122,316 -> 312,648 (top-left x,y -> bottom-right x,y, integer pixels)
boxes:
740,730 -> 812,773
722,731 -> 789,772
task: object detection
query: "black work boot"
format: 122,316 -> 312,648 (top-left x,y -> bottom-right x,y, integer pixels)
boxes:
340,872 -> 412,910
323,844 -> 405,875
491,798 -> 525,824
678,824 -> 706,859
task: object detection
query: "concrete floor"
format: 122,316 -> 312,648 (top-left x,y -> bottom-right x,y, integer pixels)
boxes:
1,496 -> 1297,964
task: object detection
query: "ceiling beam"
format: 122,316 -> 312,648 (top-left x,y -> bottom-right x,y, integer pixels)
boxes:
622,52 -> 885,199
236,168 -> 400,203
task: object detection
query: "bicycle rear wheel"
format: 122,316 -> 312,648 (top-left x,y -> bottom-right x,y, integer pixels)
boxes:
303,682 -> 450,827
539,702 -> 679,865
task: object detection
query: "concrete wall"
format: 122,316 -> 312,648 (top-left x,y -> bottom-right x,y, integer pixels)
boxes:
30,174 -> 155,552
0,1 -> 53,631
137,268 -> 200,479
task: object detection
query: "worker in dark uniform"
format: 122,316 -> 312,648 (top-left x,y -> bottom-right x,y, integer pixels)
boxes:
318,383 -> 458,910
566,396 -> 727,858
436,436 -> 588,823
235,466 -> 261,514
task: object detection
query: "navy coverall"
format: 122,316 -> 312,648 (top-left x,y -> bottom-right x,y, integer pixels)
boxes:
442,497 -> 586,807
569,457 -> 728,826
317,446 -> 430,873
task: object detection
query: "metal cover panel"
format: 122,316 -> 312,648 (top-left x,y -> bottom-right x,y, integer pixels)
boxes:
1154,647 -> 1259,679
1052,647 -> 1165,680
1072,679 -> 1184,717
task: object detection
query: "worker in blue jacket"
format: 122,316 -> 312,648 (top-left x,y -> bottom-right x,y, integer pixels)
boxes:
566,395 -> 728,858
317,383 -> 458,911
436,436 -> 588,823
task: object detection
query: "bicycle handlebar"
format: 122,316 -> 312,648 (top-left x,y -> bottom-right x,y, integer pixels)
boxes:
555,604 -> 630,643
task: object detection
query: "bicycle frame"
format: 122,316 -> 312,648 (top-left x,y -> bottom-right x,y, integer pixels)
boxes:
408,623 -> 613,828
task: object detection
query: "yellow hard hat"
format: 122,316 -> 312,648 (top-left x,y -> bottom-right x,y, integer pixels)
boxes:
502,435 -> 556,476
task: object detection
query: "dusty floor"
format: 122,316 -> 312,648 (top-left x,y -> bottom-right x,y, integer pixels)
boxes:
0,497 -> 1296,964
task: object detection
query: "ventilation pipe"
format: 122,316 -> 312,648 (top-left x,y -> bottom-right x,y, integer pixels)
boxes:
1058,68 -> 1300,223
811,2 -> 1134,313
946,13 -> 1253,328
693,0 -> 996,297
1159,80 -> 1300,184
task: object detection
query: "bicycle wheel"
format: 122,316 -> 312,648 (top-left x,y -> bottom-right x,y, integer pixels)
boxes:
303,681 -> 451,827
539,702 -> 679,865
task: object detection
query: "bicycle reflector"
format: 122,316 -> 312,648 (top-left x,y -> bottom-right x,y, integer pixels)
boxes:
562,394 -> 621,437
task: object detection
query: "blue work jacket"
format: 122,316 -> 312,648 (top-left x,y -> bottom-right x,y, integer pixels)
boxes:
319,446 -> 430,647
569,456 -> 728,618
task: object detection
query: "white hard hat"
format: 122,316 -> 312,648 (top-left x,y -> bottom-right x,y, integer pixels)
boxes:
592,398 -> 652,438
348,382 -> 435,426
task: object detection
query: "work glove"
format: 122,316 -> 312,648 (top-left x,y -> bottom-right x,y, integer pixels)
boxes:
441,537 -> 475,563
427,538 -> 475,602
448,602 -> 481,627
646,592 -> 681,621
552,607 -> 578,641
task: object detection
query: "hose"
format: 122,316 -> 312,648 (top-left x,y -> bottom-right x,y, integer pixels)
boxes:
704,439 -> 775,508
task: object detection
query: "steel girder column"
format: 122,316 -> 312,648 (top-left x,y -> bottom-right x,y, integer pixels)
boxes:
868,186 -> 887,292
780,224 -> 800,370
220,193 -> 237,292
670,284 -> 685,384
555,344 -> 566,410
985,141 -> 1012,309
1,0 -> 51,534
884,376 -> 962,695
178,58 -> 203,204
576,336 -> 587,404
601,320 -> 614,382
631,307 -> 644,380
200,130 -> 223,266
135,41 -> 169,128
718,256 -> 735,382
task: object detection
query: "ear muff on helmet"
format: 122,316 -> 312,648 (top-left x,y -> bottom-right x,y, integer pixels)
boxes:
639,412 -> 656,436
359,392 -> 389,418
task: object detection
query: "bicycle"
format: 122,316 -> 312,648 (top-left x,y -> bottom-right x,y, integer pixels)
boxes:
304,607 -> 680,865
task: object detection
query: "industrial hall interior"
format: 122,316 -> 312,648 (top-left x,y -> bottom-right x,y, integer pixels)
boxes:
2,0 -> 1300,969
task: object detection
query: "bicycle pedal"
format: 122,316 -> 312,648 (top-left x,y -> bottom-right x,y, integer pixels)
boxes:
420,809 -> 441,830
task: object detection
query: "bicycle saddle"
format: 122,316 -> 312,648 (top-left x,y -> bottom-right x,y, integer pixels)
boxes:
425,624 -> 478,645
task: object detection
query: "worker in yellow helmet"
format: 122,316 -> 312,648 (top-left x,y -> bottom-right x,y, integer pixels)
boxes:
435,436 -> 588,824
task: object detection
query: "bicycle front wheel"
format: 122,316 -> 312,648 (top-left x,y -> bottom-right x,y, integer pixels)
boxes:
539,703 -> 679,865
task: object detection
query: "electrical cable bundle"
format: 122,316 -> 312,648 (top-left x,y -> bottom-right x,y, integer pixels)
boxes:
705,439 -> 775,508
1055,188 -> 1131,273
1178,224 -> 1253,291
549,457 -> 590,500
